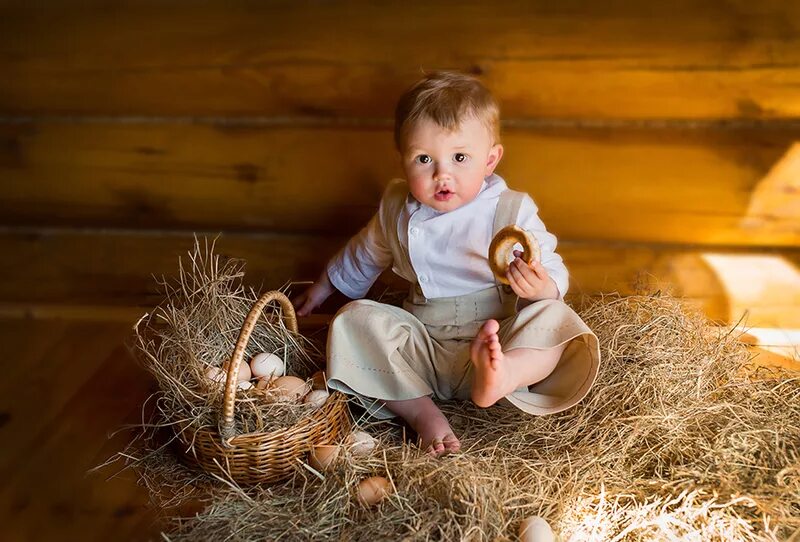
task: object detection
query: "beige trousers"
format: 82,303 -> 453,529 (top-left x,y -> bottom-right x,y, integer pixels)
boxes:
326,285 -> 600,419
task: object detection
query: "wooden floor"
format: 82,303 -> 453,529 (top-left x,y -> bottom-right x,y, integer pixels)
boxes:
0,317 -> 164,541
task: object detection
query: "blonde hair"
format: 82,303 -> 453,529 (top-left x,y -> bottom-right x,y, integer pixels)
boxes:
394,71 -> 500,150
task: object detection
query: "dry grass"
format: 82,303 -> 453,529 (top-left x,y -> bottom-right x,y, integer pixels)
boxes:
107,240 -> 800,541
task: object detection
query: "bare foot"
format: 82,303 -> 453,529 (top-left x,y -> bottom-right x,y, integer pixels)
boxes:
383,396 -> 461,457
470,319 -> 519,407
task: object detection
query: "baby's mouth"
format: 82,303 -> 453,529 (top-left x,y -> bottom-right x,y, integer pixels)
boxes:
434,188 -> 454,201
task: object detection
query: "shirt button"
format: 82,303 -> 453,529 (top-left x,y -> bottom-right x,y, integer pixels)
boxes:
419,275 -> 428,283
410,227 -> 420,237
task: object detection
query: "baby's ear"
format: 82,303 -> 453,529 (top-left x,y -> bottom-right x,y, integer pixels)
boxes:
484,143 -> 504,175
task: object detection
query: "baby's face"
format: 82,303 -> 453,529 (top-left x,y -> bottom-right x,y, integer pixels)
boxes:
401,116 -> 503,213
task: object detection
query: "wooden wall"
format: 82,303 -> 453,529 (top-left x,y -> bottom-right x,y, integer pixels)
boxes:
1,3 -> 799,539
1,0 -> 799,327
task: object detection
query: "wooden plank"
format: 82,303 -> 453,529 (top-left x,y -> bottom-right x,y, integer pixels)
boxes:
1,1 -> 800,119
1,229 -> 797,329
2,122 -> 799,247
0,229 -> 343,307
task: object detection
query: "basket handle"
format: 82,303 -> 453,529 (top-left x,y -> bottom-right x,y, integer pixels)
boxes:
218,290 -> 298,445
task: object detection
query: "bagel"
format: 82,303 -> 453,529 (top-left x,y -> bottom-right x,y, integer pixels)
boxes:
488,225 -> 540,285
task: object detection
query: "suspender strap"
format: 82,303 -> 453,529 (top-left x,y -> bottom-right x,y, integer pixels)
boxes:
492,189 -> 525,237
491,188 -> 526,303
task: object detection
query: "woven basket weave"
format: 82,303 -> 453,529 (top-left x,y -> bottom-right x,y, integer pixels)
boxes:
178,290 -> 351,485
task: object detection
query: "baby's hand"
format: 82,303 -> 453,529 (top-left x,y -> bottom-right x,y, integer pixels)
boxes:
292,271 -> 336,317
506,250 -> 558,301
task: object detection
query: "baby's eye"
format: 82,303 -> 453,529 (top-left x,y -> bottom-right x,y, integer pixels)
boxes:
453,153 -> 468,163
415,154 -> 432,165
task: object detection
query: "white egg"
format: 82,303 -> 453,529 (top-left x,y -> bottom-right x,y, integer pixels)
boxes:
518,516 -> 555,542
346,430 -> 377,456
303,389 -> 329,408
250,352 -> 285,379
237,380 -> 253,390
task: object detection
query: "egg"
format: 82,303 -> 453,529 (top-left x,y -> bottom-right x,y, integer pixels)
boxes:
250,352 -> 285,379
518,516 -> 555,542
229,358 -> 251,382
311,370 -> 327,391
241,360 -> 252,382
356,476 -> 391,507
303,389 -> 329,409
237,380 -> 253,390
346,430 -> 377,456
308,444 -> 340,471
270,375 -> 310,402
205,366 -> 226,385
255,377 -> 273,390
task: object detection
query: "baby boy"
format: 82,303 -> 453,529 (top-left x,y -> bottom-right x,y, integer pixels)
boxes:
293,71 -> 600,457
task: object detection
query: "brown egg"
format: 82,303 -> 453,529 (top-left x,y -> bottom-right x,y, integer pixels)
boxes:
224,359 -> 251,382
356,476 -> 391,507
255,377 -> 274,390
236,360 -> 253,382
518,516 -> 555,542
311,370 -> 327,391
308,445 -> 340,472
271,375 -> 310,402
303,389 -> 329,409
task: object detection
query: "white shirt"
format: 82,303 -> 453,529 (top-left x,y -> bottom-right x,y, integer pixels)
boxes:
327,174 -> 569,301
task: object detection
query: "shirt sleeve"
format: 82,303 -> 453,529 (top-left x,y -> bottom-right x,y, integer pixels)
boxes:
516,194 -> 569,301
326,200 -> 394,300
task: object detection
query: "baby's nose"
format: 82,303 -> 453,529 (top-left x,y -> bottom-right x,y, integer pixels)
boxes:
433,163 -> 452,180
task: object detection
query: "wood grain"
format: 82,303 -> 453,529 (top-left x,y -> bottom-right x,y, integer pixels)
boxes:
1,1 -> 799,119
1,228 -> 797,329
2,122 -> 798,247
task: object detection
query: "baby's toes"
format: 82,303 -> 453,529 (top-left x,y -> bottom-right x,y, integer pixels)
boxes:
443,437 -> 461,454
426,440 -> 445,457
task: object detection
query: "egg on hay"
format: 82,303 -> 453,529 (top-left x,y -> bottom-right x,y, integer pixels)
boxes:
239,359 -> 252,382
269,375 -> 310,402
255,377 -> 271,390
356,476 -> 391,507
303,389 -> 329,409
346,430 -> 377,456
224,358 -> 250,382
204,366 -> 226,385
250,352 -> 285,379
308,444 -> 340,472
518,516 -> 555,542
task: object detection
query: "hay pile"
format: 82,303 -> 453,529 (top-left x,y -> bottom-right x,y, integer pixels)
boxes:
113,242 -> 799,541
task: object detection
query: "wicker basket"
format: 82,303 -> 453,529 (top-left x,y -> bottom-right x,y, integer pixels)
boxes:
178,290 -> 351,485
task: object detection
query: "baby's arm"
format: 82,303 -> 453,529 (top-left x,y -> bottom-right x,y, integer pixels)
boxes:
293,208 -> 393,316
